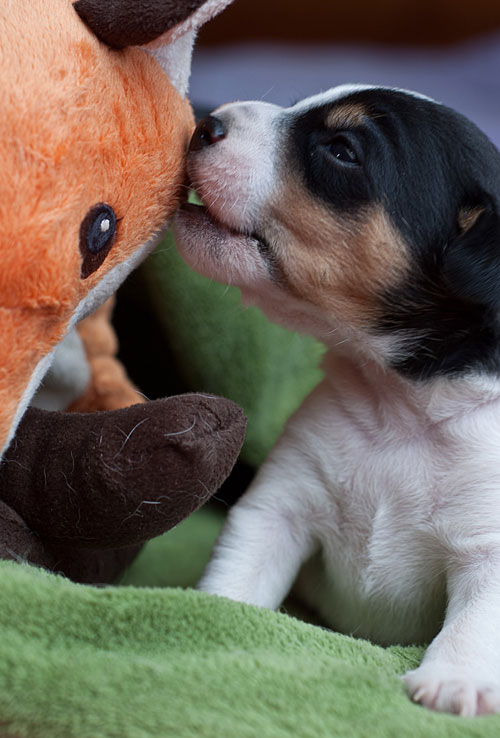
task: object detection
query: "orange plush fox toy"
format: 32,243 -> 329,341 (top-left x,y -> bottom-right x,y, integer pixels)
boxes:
0,0 -> 245,583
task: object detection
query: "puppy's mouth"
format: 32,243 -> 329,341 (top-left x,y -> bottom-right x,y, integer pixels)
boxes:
177,199 -> 273,258
180,199 -> 244,232
180,200 -> 265,244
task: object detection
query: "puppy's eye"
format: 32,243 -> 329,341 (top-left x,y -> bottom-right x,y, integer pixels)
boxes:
79,203 -> 117,279
327,138 -> 360,166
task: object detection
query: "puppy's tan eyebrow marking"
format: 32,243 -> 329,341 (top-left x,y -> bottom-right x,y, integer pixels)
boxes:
457,206 -> 485,233
325,103 -> 368,130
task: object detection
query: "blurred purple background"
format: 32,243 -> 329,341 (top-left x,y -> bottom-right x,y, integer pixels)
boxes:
190,32 -> 500,148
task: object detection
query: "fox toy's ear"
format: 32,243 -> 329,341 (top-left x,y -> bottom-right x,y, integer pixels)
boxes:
74,0 -> 233,95
442,195 -> 500,310
73,0 -> 205,48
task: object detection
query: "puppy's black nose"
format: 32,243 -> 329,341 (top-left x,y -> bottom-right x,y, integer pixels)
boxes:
189,115 -> 227,152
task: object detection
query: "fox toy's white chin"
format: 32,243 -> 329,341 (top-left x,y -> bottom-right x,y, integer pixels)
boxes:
174,202 -> 270,286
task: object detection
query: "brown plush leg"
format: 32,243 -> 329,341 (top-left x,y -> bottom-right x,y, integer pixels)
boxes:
0,500 -> 141,583
0,395 -> 246,550
0,500 -> 55,569
45,542 -> 142,584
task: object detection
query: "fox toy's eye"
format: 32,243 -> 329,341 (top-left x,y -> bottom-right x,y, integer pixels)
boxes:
79,203 -> 117,279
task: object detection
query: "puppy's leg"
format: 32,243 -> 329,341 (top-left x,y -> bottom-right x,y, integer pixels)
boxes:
198,463 -> 317,609
404,556 -> 500,716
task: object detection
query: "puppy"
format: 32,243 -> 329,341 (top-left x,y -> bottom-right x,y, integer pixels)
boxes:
174,84 -> 500,717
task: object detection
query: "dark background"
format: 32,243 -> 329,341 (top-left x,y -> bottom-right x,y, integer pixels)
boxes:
198,0 -> 500,47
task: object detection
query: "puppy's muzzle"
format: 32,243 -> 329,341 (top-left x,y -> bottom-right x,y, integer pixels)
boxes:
190,115 -> 227,152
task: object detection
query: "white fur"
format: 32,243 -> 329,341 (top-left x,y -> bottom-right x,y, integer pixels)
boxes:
149,32 -> 196,98
147,0 -> 234,97
288,83 -> 436,116
187,87 -> 500,716
187,101 -> 280,232
31,329 -> 90,411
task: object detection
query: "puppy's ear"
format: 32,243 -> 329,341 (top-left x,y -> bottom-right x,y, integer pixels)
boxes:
443,195 -> 500,309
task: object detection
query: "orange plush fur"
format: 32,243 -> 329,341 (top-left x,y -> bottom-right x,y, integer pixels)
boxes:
0,0 -> 194,451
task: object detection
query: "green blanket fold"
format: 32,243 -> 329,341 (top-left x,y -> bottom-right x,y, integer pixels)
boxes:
0,508 -> 498,738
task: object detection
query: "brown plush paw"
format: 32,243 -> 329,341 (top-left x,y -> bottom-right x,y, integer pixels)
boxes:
0,499 -> 141,582
0,395 -> 246,548
45,542 -> 143,584
0,500 -> 55,570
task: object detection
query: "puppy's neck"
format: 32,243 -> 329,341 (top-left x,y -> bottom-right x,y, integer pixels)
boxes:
322,351 -> 500,438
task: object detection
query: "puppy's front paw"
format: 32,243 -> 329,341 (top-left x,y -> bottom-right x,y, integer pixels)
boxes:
403,665 -> 500,716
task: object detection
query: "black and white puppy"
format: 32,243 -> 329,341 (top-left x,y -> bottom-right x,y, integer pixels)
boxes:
174,84 -> 500,717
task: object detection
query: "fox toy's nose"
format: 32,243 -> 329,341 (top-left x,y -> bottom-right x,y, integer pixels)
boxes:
189,115 -> 227,151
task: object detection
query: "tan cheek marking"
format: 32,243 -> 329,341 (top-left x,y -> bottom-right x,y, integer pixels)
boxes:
325,103 -> 368,130
457,206 -> 484,233
265,181 -> 409,328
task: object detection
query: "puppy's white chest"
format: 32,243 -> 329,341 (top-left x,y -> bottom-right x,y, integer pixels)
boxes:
201,364 -> 500,651
281,381 -> 463,644
298,492 -> 446,645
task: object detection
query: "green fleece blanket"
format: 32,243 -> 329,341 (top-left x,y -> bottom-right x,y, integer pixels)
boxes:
0,507 -> 499,738
3,232 -> 498,738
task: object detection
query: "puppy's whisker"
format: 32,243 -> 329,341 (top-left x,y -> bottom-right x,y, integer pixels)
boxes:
260,86 -> 276,102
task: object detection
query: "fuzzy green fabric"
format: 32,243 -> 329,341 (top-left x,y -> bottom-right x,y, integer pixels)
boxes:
141,231 -> 325,467
2,229 -> 493,737
0,507 -> 499,738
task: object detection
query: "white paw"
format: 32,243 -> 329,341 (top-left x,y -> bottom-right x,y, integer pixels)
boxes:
403,665 -> 500,716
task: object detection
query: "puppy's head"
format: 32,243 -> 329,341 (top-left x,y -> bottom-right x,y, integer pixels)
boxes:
174,85 -> 500,379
